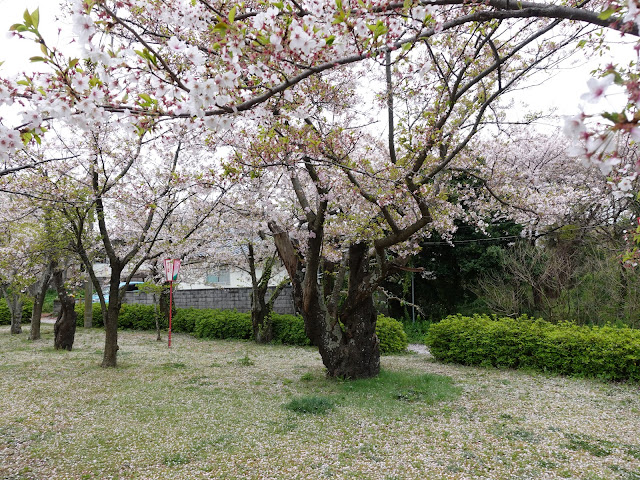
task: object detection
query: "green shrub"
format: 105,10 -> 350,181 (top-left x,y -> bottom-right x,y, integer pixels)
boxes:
193,309 -> 252,340
376,315 -> 408,354
272,313 -> 310,345
426,314 -> 640,382
119,303 -> 164,330
172,308 -> 200,333
74,302 -> 104,327
0,299 -> 33,325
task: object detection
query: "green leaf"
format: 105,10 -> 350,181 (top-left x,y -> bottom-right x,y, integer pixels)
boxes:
69,58 -> 79,69
336,0 -> 343,10
325,35 -> 335,46
31,8 -> 40,29
228,6 -> 237,22
29,56 -> 46,62
597,8 -> 616,20
17,79 -> 30,86
367,21 -> 388,39
212,22 -> 229,33
9,24 -> 28,32
23,9 -> 33,28
21,131 -> 32,144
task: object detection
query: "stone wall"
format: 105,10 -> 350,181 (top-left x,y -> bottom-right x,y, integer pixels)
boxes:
124,286 -> 295,315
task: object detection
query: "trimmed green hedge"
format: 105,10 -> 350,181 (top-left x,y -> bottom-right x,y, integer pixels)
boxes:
75,303 -> 104,327
426,314 -> 640,382
0,299 -> 33,325
75,303 -> 165,330
193,309 -> 253,340
71,302 -> 406,353
172,307 -> 201,333
272,313 -> 310,346
377,315 -> 408,354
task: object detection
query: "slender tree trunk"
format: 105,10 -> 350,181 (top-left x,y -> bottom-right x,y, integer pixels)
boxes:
30,301 -> 43,340
8,293 -> 23,335
52,269 -> 77,351
101,270 -> 123,367
251,289 -> 273,343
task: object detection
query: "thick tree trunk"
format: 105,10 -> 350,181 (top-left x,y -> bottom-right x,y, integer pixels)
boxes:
270,223 -> 380,379
52,270 -> 77,351
300,287 -> 380,378
102,300 -> 120,367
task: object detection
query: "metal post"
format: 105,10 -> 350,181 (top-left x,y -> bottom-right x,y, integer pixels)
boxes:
168,280 -> 173,348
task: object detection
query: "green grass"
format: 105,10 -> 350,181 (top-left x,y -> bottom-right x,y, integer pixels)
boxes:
0,324 -> 639,479
284,395 -> 335,414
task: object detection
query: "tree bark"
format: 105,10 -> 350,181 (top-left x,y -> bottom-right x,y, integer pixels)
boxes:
8,293 -> 23,335
270,223 -> 380,379
248,244 -> 276,344
52,269 -> 77,351
102,300 -> 120,366
101,270 -> 124,367
251,290 -> 273,343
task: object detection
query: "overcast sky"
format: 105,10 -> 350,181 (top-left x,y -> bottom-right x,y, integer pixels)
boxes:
0,0 -> 636,122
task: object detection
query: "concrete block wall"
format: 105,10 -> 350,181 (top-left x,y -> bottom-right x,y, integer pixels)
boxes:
124,286 -> 295,315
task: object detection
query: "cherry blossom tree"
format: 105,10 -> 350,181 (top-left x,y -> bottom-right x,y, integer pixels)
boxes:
186,173 -> 295,343
2,118 -> 226,365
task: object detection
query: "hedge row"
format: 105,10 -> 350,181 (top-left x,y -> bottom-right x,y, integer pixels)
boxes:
426,314 -> 640,381
71,302 -> 407,352
179,308 -> 312,346
0,299 -> 33,325
74,303 -> 166,330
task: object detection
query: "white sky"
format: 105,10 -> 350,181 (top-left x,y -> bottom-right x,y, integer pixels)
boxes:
0,0 -> 636,122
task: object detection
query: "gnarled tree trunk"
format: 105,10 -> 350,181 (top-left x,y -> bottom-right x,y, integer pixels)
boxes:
270,223 -> 380,379
52,269 -> 77,351
248,244 -> 280,344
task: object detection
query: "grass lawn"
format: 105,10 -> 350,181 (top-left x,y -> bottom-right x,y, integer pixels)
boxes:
1,325 -> 639,480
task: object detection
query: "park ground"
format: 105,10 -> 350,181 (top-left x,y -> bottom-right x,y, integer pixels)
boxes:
1,324 -> 639,480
